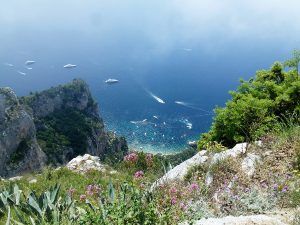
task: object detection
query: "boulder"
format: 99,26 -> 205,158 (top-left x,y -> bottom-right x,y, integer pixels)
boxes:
241,153 -> 261,177
180,214 -> 289,225
153,142 -> 263,188
66,154 -> 106,174
152,150 -> 209,189
0,87 -> 46,177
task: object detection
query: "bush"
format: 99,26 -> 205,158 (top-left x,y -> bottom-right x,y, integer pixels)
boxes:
199,59 -> 300,149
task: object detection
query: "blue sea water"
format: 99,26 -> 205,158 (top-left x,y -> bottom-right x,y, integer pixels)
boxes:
0,1 -> 299,153
0,44 -> 292,153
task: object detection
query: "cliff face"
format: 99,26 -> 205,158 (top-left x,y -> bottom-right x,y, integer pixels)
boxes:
0,88 -> 46,177
0,79 -> 128,177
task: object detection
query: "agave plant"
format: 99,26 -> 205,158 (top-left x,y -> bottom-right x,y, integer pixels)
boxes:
0,184 -> 82,225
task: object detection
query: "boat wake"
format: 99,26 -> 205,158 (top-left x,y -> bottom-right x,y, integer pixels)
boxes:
175,101 -> 211,113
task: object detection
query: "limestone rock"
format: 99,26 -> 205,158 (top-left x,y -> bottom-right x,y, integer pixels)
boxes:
180,214 -> 289,225
241,153 -> 261,177
8,176 -> 23,181
152,151 -> 209,189
0,79 -> 128,177
22,79 -> 128,164
0,87 -> 46,177
29,178 -> 37,184
66,154 -> 106,174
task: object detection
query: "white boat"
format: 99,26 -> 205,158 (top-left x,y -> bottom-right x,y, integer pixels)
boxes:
17,71 -> 26,76
105,79 -> 119,84
25,60 -> 35,65
63,64 -> 77,68
149,92 -> 165,104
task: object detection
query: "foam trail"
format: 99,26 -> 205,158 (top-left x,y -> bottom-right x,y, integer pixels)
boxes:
148,91 -> 165,104
175,101 -> 211,113
3,63 -> 13,67
17,71 -> 26,76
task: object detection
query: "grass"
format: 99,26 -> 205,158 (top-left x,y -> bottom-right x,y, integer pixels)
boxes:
1,123 -> 299,223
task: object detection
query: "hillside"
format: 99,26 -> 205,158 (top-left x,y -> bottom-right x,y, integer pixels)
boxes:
0,79 -> 128,177
0,57 -> 300,224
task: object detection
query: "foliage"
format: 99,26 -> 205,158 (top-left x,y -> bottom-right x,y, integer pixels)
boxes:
284,49 -> 300,74
36,109 -> 97,164
216,186 -> 276,216
9,139 -> 30,165
163,148 -> 198,166
199,58 -> 300,149
197,141 -> 226,153
0,182 -> 177,224
0,184 -> 80,225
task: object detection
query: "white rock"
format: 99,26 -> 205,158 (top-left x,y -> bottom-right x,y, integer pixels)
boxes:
199,150 -> 207,156
8,176 -> 23,181
66,154 -> 106,174
152,143 -> 250,189
241,153 -> 261,177
152,152 -> 209,189
205,172 -> 213,186
110,170 -> 118,175
212,142 -> 248,164
29,179 -> 37,184
180,214 -> 289,225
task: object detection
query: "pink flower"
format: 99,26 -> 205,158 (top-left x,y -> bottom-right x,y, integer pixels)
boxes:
68,188 -> 76,197
134,170 -> 144,179
85,184 -> 101,196
189,183 -> 199,192
180,202 -> 188,211
80,194 -> 87,201
146,153 -> 153,166
169,187 -> 177,195
124,152 -> 138,164
171,197 -> 177,205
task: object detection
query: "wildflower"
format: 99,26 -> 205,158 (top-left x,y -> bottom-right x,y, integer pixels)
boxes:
80,194 -> 87,201
180,202 -> 188,211
260,181 -> 268,189
232,195 -> 240,200
281,185 -> 288,193
244,187 -> 250,193
189,183 -> 199,192
134,170 -> 144,179
171,197 -> 177,205
86,184 -> 101,196
146,153 -> 153,166
159,184 -> 165,189
169,186 -> 177,195
124,152 -> 138,163
86,185 -> 94,196
286,173 -> 292,179
93,184 -> 101,194
273,184 -> 279,191
68,188 -> 76,197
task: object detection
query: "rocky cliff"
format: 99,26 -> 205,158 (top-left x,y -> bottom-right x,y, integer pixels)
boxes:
0,87 -> 46,177
0,79 -> 128,177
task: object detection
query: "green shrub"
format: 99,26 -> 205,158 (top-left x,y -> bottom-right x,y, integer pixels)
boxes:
199,58 -> 300,149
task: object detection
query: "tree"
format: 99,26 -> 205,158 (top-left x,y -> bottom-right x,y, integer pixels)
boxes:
284,49 -> 300,74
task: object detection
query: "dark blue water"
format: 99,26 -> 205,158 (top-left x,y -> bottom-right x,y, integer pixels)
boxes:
0,1 -> 299,152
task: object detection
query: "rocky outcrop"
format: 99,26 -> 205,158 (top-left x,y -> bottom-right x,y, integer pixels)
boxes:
152,142 -> 261,188
21,79 -> 99,118
180,213 -> 292,225
0,79 -> 128,177
20,79 -> 128,164
0,87 -> 46,177
66,154 -> 106,174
